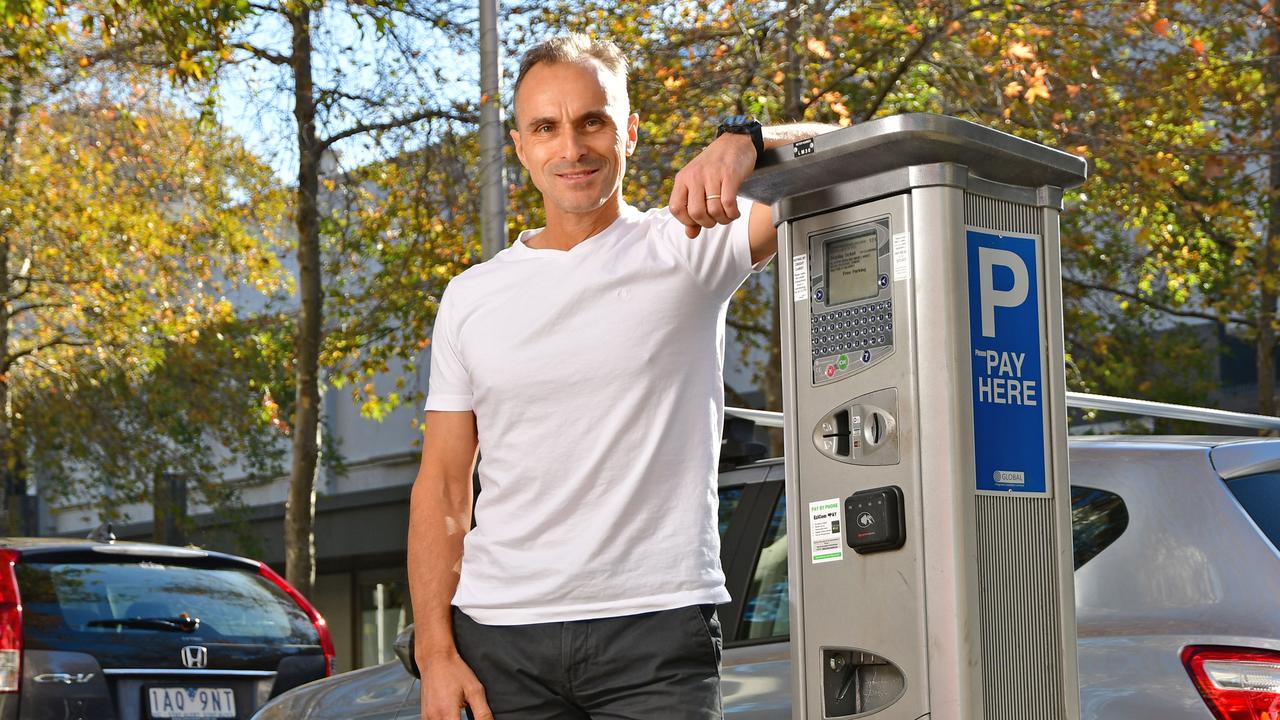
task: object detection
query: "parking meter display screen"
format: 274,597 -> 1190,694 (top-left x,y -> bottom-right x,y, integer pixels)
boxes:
826,231 -> 879,305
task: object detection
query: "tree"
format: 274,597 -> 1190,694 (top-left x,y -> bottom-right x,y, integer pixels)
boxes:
27,316 -> 295,553
0,82 -> 289,533
1035,1 -> 1280,418
322,133 -> 482,425
1,0 -> 249,81
216,0 -> 477,597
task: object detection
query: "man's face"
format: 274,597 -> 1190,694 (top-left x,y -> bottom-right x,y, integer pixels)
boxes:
511,59 -> 638,216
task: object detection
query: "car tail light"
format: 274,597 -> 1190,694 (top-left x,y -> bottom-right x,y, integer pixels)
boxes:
1183,645 -> 1280,720
257,562 -> 336,676
0,549 -> 21,693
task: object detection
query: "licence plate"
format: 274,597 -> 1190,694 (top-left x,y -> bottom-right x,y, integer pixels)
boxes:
147,687 -> 236,718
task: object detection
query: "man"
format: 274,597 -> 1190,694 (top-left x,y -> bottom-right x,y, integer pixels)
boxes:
409,34 -> 832,720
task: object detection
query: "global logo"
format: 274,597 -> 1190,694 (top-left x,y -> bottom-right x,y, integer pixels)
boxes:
993,470 -> 1026,486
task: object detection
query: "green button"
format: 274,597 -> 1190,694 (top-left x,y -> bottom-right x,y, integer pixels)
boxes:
837,354 -> 849,370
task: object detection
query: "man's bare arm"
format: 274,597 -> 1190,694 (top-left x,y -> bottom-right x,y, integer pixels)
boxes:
669,122 -> 839,263
408,410 -> 492,720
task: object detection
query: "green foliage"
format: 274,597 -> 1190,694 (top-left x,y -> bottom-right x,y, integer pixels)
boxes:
1,87 -> 289,383
27,316 -> 294,527
0,82 -> 291,528
322,133 -> 480,427
2,0 -> 251,82
202,0 -> 481,439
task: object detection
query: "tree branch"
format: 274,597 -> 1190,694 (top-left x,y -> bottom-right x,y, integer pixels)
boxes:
318,107 -> 477,152
727,319 -> 773,336
1064,276 -> 1250,326
232,42 -> 291,66
8,301 -> 71,317
3,335 -> 93,371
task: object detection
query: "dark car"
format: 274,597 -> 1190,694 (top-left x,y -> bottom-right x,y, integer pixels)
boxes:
251,435 -> 1280,719
0,538 -> 335,719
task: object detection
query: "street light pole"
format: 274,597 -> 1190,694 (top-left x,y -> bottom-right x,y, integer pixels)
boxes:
479,0 -> 506,261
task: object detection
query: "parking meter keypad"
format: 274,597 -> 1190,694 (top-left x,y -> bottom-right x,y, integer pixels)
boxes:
810,300 -> 893,359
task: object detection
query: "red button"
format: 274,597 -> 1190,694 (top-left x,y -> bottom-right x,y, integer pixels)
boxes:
825,364 -> 836,378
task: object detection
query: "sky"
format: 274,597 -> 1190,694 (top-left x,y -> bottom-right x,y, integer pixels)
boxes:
207,2 -> 517,183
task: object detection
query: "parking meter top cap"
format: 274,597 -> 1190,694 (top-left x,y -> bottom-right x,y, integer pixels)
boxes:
741,113 -> 1087,206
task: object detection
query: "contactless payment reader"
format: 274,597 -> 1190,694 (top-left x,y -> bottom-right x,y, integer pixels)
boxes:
741,114 -> 1087,720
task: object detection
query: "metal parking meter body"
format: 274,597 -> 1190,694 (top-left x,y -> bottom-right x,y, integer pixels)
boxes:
740,114 -> 1087,720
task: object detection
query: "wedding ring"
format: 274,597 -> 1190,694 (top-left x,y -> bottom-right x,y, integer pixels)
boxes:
705,194 -> 721,201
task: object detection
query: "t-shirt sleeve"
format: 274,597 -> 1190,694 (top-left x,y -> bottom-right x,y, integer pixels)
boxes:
655,206 -> 762,298
423,283 -> 473,412
654,208 -> 770,301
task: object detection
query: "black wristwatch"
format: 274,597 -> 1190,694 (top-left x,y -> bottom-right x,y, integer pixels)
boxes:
716,115 -> 764,164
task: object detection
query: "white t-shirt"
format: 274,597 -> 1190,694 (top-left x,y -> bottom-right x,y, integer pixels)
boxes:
425,204 -> 760,625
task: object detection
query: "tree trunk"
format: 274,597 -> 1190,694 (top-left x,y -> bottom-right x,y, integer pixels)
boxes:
782,0 -> 804,122
1259,24 -> 1280,427
286,4 -> 322,599
152,472 -> 187,545
1,77 -> 21,535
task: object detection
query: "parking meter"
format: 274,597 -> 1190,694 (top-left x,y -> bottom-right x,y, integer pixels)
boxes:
740,114 -> 1087,720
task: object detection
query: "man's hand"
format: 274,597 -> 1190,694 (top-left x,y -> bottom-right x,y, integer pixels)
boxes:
668,133 -> 757,239
419,651 -> 493,720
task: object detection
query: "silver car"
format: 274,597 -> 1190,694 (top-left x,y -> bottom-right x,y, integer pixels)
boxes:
252,436 -> 1280,719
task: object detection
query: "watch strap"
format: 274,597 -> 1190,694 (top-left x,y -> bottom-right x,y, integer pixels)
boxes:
716,115 -> 764,163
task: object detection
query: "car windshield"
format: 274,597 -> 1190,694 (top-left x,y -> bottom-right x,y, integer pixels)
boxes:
16,559 -> 317,645
1226,472 -> 1280,552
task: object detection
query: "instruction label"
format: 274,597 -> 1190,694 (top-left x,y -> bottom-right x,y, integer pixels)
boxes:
966,229 -> 1047,494
892,232 -> 911,281
809,498 -> 844,563
793,254 -> 809,301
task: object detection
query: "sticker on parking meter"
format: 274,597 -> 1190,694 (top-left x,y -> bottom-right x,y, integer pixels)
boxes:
892,232 -> 911,281
793,254 -> 809,301
809,498 -> 844,563
966,229 -> 1047,494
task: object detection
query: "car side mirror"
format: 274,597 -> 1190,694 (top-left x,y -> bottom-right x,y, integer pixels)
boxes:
394,624 -> 420,678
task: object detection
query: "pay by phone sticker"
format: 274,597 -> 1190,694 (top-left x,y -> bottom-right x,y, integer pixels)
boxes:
892,232 -> 911,281
808,498 -> 844,564
965,229 -> 1048,494
792,254 -> 809,302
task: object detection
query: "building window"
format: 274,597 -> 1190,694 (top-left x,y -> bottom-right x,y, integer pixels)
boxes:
359,580 -> 412,667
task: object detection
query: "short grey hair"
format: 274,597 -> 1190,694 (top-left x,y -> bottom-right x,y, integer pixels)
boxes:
512,34 -> 629,105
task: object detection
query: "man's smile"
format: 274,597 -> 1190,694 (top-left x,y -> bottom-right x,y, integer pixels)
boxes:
555,167 -> 602,183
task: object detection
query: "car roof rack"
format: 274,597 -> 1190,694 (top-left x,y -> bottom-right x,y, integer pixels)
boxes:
727,391 -> 1280,432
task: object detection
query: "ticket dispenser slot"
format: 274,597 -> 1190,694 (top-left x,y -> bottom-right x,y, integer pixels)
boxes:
821,648 -> 905,718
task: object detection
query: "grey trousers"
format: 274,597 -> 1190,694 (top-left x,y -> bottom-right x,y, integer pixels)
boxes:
452,605 -> 723,720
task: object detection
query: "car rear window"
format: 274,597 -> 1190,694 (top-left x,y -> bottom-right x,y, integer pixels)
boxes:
1071,485 -> 1128,570
1225,472 -> 1280,551
16,560 -> 318,646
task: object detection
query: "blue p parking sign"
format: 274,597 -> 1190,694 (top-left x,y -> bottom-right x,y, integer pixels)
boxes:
966,229 -> 1047,494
